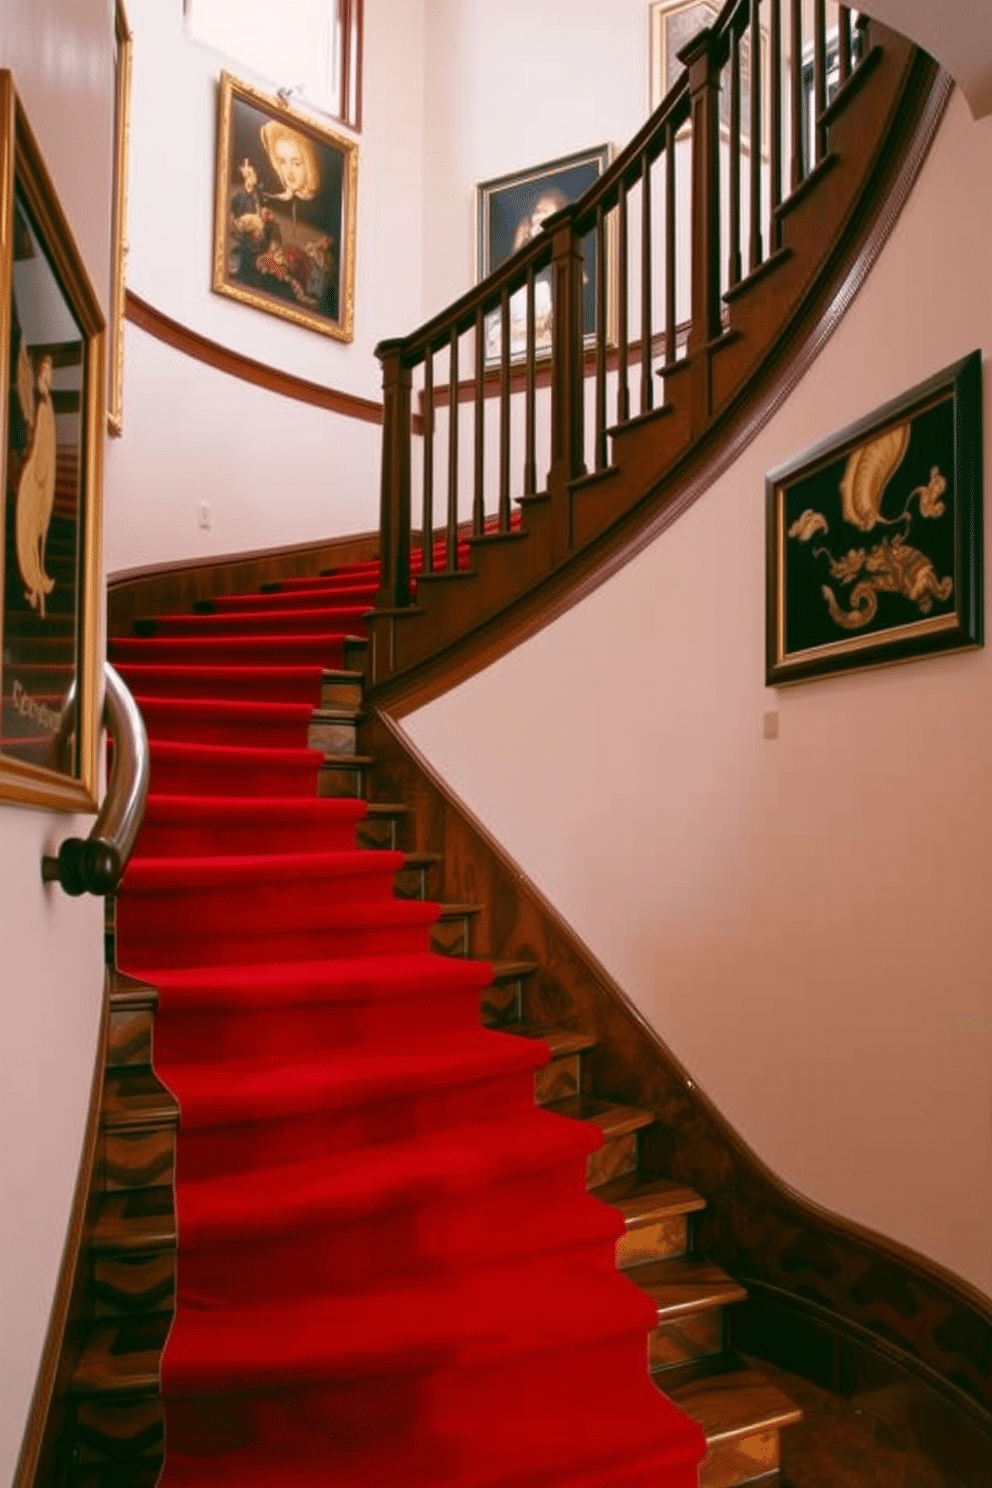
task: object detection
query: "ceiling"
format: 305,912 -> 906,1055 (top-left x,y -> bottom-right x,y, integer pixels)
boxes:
865,0 -> 992,117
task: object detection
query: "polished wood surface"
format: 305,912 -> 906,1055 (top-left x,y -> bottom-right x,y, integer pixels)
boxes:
368,24 -> 947,712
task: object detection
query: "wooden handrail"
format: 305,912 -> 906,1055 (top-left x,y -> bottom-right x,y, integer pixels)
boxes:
372,3 -> 927,687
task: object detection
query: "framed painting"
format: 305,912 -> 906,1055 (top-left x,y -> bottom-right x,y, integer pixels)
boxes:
0,76 -> 105,810
475,144 -> 612,366
107,0 -> 132,436
649,0 -> 769,153
212,71 -> 357,341
766,351 -> 983,686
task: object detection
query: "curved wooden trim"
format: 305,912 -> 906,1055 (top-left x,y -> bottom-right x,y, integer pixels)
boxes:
370,704 -> 992,1430
12,978 -> 109,1488
107,528 -> 380,632
124,290 -> 385,426
372,51 -> 952,717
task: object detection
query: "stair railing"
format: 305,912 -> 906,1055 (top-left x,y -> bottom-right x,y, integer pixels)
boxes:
375,0 -> 864,613
42,663 -> 150,896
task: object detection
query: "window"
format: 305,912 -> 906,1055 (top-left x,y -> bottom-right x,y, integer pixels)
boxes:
185,0 -> 362,131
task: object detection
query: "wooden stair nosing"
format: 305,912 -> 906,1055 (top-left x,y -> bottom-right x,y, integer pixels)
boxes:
90,1191 -> 177,1256
660,1360 -> 803,1447
628,1256 -> 749,1325
591,1172 -> 707,1229
544,1093 -> 656,1143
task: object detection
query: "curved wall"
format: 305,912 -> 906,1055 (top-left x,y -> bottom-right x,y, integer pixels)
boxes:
405,89 -> 992,1301
0,5 -> 112,1485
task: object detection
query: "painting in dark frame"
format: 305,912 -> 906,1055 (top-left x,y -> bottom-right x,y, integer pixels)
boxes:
766,351 -> 983,686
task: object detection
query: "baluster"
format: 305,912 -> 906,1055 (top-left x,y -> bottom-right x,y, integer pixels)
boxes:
472,308 -> 484,537
838,4 -> 852,84
729,23 -> 742,288
548,208 -> 585,507
682,27 -> 722,377
594,203 -> 607,471
640,153 -> 653,415
665,119 -> 676,366
446,326 -> 459,571
423,347 -> 434,575
616,185 -> 630,425
748,0 -> 763,272
770,0 -> 782,249
499,286 -> 511,531
790,0 -> 803,190
524,266 -> 537,496
375,338 -> 412,609
814,0 -> 827,165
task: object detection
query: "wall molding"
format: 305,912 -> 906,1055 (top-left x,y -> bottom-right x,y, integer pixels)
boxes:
124,290 -> 385,425
108,528 -> 380,631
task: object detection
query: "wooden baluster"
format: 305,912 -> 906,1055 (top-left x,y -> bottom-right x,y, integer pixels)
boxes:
547,207 -> 585,514
748,0 -> 763,272
499,285 -> 511,531
616,185 -> 630,425
446,326 -> 459,571
473,308 -> 485,537
814,0 -> 827,165
594,203 -> 607,471
375,338 -> 412,609
770,0 -> 782,249
640,152 -> 653,415
422,347 -> 434,575
524,266 -> 537,496
790,0 -> 803,190
838,4 -> 852,84
729,23 -> 742,288
665,119 -> 676,367
681,26 -> 722,429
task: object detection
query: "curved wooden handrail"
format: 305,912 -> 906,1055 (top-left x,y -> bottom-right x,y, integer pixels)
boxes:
370,9 -> 942,698
42,664 -> 149,896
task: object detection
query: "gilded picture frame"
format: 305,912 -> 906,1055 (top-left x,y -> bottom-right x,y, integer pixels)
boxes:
212,71 -> 357,342
107,0 -> 133,437
649,0 -> 769,155
0,76 -> 106,810
475,144 -> 613,367
766,351 -> 983,686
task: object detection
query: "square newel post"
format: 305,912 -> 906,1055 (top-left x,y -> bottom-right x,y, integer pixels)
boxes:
547,205 -> 586,554
374,337 -> 413,612
679,26 -> 723,432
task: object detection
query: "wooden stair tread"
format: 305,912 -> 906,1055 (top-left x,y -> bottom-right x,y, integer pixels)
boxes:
91,1188 -> 177,1254
311,706 -> 362,723
103,1069 -> 178,1130
487,958 -> 538,983
71,1317 -> 170,1397
627,1256 -> 747,1320
592,1173 -> 707,1225
402,852 -> 443,869
501,1021 -> 597,1058
436,902 -> 484,918
320,668 -> 365,684
544,1094 -> 655,1141
108,974 -> 159,1010
319,752 -> 373,766
660,1362 -> 802,1444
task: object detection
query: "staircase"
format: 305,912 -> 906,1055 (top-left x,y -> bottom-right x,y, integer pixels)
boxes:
53,555 -> 808,1488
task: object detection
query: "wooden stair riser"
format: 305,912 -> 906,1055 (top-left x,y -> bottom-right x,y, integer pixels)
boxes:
586,1130 -> 639,1188
343,636 -> 368,674
392,853 -> 442,901
534,1050 -> 581,1105
99,1125 -> 176,1194
320,670 -> 364,709
71,1394 -> 164,1468
617,1209 -> 692,1268
651,1305 -> 727,1370
698,1426 -> 781,1488
429,904 -> 482,958
90,1250 -> 175,1319
307,710 -> 359,754
317,755 -> 372,798
106,1002 -> 156,1071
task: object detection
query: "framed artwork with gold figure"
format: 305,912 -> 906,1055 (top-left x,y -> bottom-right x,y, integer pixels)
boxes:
0,75 -> 106,810
107,0 -> 133,437
212,71 -> 357,341
766,351 -> 983,685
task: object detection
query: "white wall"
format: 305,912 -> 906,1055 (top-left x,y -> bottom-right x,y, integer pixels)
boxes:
405,89 -> 992,1301
0,4 -> 112,1484
105,0 -> 427,574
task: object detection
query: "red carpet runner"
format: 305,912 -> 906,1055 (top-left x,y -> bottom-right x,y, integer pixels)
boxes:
111,550 -> 705,1487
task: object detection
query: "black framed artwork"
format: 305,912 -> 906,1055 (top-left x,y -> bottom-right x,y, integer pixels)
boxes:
766,351 -> 983,685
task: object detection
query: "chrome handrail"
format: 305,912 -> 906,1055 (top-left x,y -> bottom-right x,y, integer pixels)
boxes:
42,663 -> 149,896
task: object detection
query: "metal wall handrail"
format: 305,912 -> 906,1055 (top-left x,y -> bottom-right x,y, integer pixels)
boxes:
42,663 -> 150,896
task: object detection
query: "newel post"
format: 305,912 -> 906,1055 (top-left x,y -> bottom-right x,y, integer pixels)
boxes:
547,206 -> 586,534
680,26 -> 723,431
374,337 -> 412,611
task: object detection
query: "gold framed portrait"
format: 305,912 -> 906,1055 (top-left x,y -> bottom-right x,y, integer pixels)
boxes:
0,75 -> 106,810
212,71 -> 358,342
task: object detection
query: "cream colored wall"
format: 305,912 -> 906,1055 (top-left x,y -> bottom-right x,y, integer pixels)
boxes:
104,0 -> 427,575
0,4 -> 113,1485
405,89 -> 992,1301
